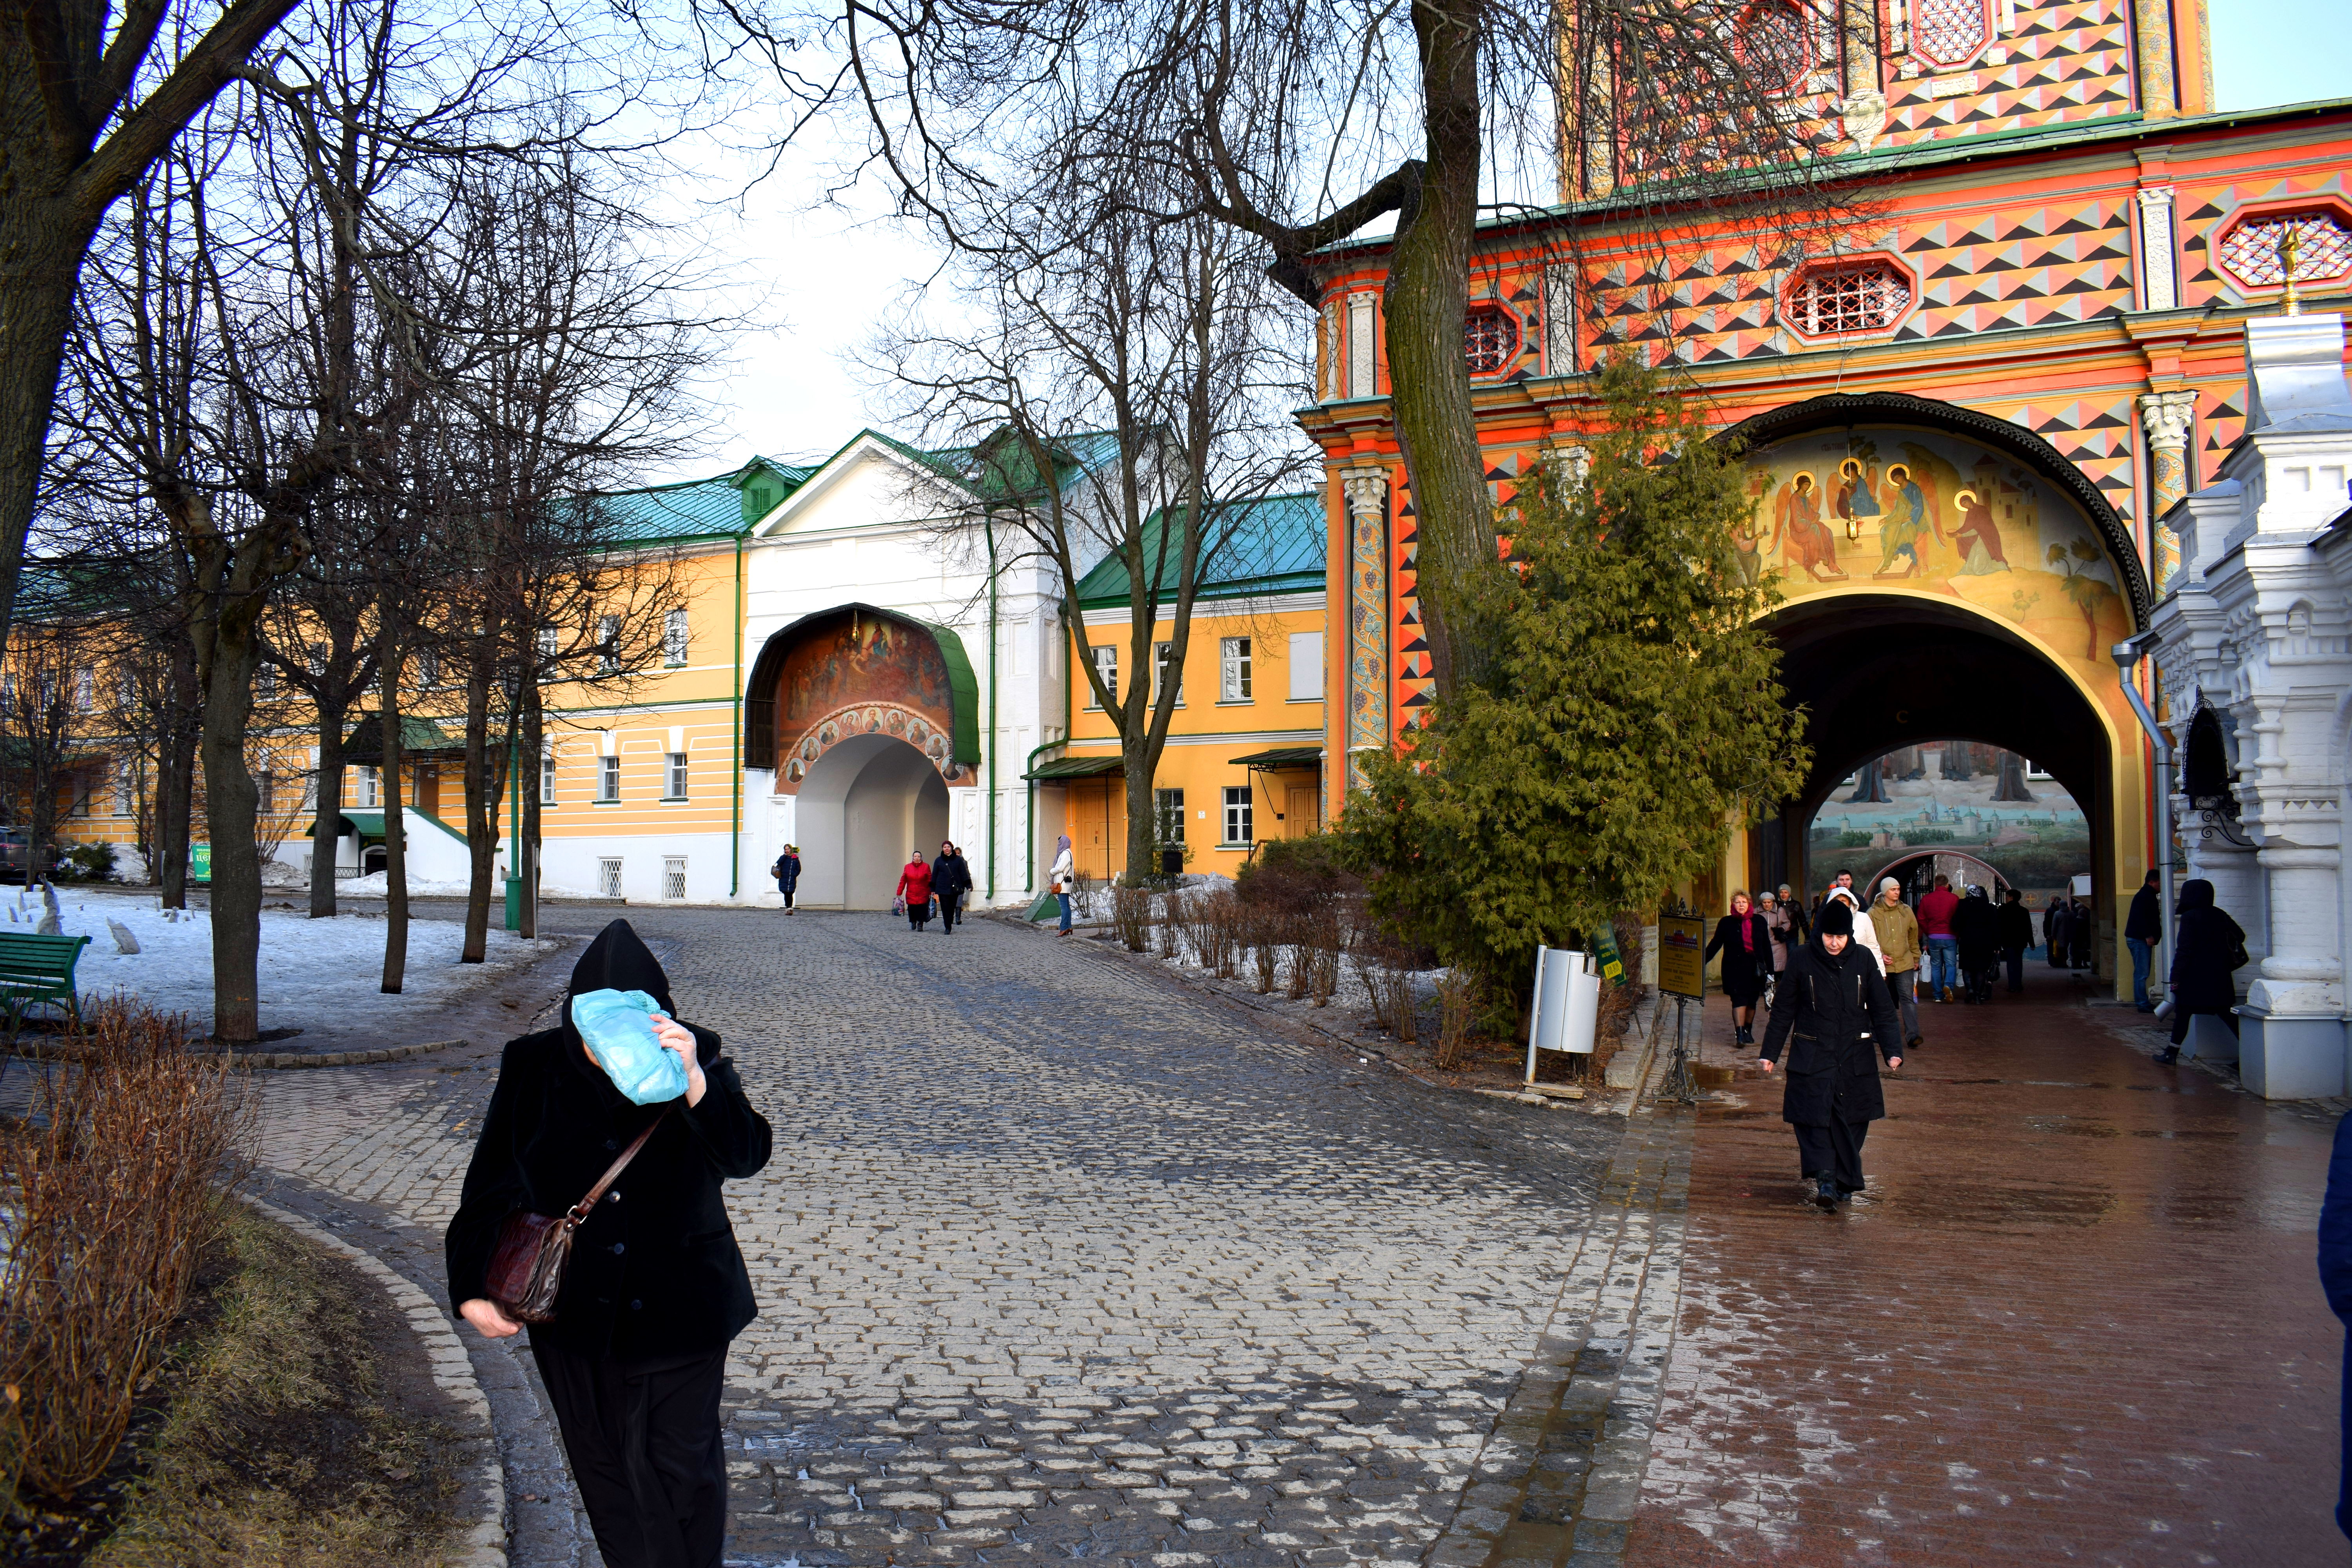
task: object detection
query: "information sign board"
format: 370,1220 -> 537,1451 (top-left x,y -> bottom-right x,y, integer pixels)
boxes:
1657,913 -> 1706,999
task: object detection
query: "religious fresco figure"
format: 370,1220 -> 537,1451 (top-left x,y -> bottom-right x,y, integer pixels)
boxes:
1835,457 -> 1882,543
1871,462 -> 1939,578
1732,468 -> 1770,586
1952,487 -> 2012,575
1768,471 -> 1846,581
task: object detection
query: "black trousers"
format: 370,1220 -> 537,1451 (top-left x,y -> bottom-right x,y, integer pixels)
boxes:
777,882 -> 794,908
1794,1118 -> 1870,1194
531,1338 -> 729,1568
2170,1007 -> 2241,1047
938,891 -> 963,932
909,900 -> 930,929
2004,950 -> 2024,992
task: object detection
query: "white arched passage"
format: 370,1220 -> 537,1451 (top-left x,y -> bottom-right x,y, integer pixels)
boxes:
793,733 -> 950,909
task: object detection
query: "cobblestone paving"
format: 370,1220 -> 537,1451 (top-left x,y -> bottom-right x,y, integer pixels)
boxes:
1622,967 -> 2345,1568
252,907 -> 1631,1566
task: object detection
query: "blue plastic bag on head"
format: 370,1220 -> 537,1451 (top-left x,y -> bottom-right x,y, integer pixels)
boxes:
571,988 -> 689,1105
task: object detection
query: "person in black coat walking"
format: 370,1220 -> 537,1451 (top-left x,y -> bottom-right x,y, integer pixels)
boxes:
1995,887 -> 2035,995
1703,891 -> 1775,1047
771,845 -> 801,913
2043,897 -> 2070,969
448,921 -> 773,1568
1759,898 -> 1905,1208
2162,878 -> 2246,1064
1952,886 -> 1999,1003
2319,1113 -> 2352,1541
931,840 -> 973,934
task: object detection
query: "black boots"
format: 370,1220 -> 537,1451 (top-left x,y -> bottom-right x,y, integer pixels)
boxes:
1814,1178 -> 1839,1210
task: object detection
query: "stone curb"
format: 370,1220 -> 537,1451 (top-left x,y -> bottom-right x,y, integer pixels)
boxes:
9,1037 -> 466,1070
239,1193 -> 508,1568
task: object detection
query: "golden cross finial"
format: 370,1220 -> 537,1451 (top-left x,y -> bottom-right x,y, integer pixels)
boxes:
2278,226 -> 2304,317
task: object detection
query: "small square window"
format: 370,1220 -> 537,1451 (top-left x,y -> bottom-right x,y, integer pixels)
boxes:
1223,786 -> 1253,846
666,751 -> 689,799
1785,260 -> 1911,337
662,857 -> 687,900
598,755 -> 620,802
599,857 -> 623,897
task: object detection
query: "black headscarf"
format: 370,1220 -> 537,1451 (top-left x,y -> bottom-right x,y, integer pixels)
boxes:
561,918 -> 674,1053
2177,878 -> 2216,915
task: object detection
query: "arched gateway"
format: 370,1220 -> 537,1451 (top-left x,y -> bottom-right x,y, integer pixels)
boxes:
1717,395 -> 2152,978
744,604 -> 980,909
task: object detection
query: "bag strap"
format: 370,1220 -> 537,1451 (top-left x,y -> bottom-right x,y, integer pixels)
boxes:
564,1110 -> 669,1225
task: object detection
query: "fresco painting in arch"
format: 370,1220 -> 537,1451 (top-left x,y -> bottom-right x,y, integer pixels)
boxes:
1744,426 -> 2135,664
773,611 -> 967,793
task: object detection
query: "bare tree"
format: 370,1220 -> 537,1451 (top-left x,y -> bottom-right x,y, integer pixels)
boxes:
0,607 -> 103,884
880,134 -> 1308,882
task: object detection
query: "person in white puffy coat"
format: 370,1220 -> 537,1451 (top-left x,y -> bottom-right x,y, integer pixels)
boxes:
1822,882 -> 1884,966
1049,835 -> 1076,935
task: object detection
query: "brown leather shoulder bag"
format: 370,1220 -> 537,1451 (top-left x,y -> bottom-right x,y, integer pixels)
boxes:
485,1111 -> 668,1323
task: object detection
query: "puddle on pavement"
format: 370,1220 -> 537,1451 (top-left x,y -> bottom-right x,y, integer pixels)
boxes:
1926,1181 -> 2118,1228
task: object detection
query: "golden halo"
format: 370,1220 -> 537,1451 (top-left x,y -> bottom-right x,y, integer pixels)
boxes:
1791,469 -> 1817,491
1840,458 -> 1862,477
1887,463 -> 1910,483
1954,488 -> 1979,509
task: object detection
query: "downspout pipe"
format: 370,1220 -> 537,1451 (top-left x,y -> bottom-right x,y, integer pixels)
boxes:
985,510 -> 998,901
730,533 -> 744,901
2112,634 -> 2174,995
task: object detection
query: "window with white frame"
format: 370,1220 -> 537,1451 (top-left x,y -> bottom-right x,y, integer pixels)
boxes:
665,751 -> 689,799
1222,786 -> 1253,845
1287,631 -> 1324,701
1220,637 -> 1252,702
256,770 -> 275,814
115,761 -> 134,817
255,660 -> 278,699
540,749 -> 557,804
1155,642 -> 1183,705
537,626 -> 561,662
596,615 -> 620,674
1154,787 -> 1185,845
662,857 -> 687,899
414,648 -> 439,689
74,668 -> 93,712
307,643 -> 327,678
663,608 -> 690,667
598,755 -> 620,802
599,857 -> 623,897
1088,644 -> 1117,708
358,765 -> 380,807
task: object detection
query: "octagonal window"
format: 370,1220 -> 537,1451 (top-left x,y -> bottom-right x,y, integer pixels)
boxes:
1912,0 -> 1992,68
1735,0 -> 1814,94
2218,208 -> 2352,293
1785,258 -> 1912,337
1463,302 -> 1521,376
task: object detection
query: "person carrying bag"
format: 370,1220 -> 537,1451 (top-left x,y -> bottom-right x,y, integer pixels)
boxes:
446,920 -> 771,1568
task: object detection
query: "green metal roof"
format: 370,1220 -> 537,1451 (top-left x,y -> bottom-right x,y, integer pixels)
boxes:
343,715 -> 464,762
1074,492 -> 1325,608
1231,745 -> 1323,768
304,812 -> 387,841
1026,755 -> 1125,781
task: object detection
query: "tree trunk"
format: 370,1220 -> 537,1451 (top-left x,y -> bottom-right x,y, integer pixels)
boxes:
198,633 -> 265,1043
460,661 -> 494,962
519,685 -> 541,939
0,220 -> 94,661
309,692 -> 347,918
379,634 -> 408,993
1381,0 -> 1495,697
157,599 -> 200,908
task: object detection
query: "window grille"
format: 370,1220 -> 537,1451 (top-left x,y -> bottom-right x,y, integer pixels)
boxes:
1736,0 -> 1814,87
599,857 -> 623,897
666,751 -> 689,799
541,750 -> 557,805
598,755 -> 620,802
537,626 -> 560,661
1223,786 -> 1253,845
663,609 -> 690,667
1463,303 -> 1520,375
2219,211 -> 2352,290
1786,261 -> 1911,335
1220,637 -> 1252,702
662,857 -> 687,900
1911,0 -> 1990,65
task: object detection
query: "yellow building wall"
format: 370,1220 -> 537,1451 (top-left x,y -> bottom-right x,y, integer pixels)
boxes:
1059,597 -> 1327,880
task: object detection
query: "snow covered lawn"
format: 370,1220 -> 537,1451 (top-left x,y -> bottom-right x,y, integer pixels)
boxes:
12,888 -> 560,1040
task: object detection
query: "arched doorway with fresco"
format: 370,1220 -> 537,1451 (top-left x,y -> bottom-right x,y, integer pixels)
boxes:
743,604 -> 980,910
1719,394 -> 2152,987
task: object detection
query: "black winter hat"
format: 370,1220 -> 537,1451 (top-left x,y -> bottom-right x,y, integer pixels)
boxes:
1818,900 -> 1854,937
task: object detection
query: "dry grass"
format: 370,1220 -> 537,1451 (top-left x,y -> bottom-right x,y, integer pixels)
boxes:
1111,885 -> 1152,952
83,1206 -> 461,1568
1434,971 -> 1482,1071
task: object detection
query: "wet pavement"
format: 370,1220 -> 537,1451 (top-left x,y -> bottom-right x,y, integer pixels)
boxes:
1623,960 -> 2346,1567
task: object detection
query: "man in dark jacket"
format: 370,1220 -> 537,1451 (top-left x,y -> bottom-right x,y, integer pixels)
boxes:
1759,899 -> 1906,1209
447,920 -> 772,1568
1996,888 -> 2035,994
2124,869 -> 2161,1011
2318,1114 -> 2352,1541
1951,886 -> 1999,1003
2043,897 -> 2070,969
931,840 -> 973,935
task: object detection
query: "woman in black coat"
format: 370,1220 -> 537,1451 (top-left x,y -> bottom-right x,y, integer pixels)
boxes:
1759,898 -> 1905,1208
448,920 -> 772,1568
1995,888 -> 2035,994
1952,887 -> 1999,1002
2163,878 -> 2247,1064
931,839 -> 974,935
1703,890 -> 1775,1047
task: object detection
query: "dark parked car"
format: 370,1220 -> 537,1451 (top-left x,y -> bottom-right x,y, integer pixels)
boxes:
0,830 -> 27,884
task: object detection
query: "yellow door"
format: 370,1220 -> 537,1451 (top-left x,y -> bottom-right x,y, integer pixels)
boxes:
1285,786 -> 1318,838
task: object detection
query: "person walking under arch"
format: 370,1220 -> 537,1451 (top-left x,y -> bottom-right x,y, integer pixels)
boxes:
2161,879 -> 2247,1065
1777,884 -> 1809,947
1868,877 -> 1922,1047
1953,885 -> 2000,1004
446,920 -> 772,1568
1759,891 -> 1794,999
1918,873 -> 1961,1001
1049,835 -> 1076,936
1996,887 -> 2035,994
1759,899 -> 1904,1209
931,840 -> 972,935
2044,895 -> 2070,969
771,845 -> 801,915
1704,891 -> 1774,1048
896,851 -> 935,932
1822,880 -> 1884,969
2125,868 -> 2162,1011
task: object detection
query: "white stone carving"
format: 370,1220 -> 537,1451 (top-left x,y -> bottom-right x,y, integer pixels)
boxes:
2137,185 -> 2179,311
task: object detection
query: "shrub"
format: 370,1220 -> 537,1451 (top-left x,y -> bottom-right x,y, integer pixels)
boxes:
1158,891 -> 1187,959
1111,885 -> 1152,952
1434,971 -> 1481,1071
53,843 -> 116,883
1235,833 -> 1358,917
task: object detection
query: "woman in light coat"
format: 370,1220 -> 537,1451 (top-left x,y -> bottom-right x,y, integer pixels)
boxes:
1049,835 -> 1076,936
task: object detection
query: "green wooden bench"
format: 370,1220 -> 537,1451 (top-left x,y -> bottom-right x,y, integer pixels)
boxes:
0,932 -> 90,1043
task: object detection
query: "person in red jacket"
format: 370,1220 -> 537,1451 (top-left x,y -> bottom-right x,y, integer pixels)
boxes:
895,851 -> 935,931
1917,873 -> 1962,1002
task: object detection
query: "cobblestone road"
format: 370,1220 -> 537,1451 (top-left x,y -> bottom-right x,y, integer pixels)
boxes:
1622,965 -> 2345,1568
251,906 -> 1632,1566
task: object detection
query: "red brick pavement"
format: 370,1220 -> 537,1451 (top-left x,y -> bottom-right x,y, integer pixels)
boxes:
1624,960 -> 2346,1567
